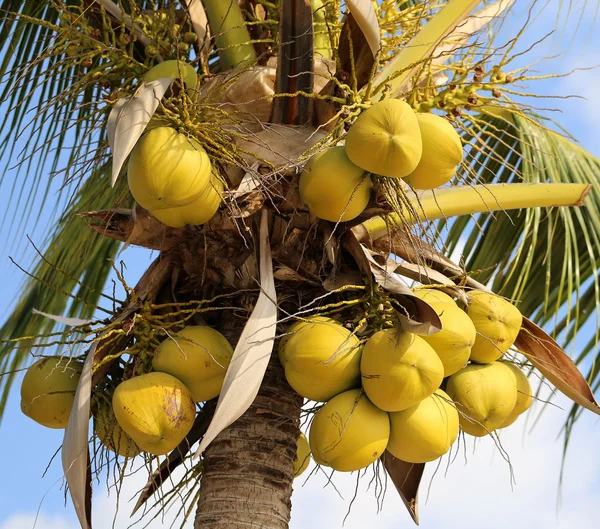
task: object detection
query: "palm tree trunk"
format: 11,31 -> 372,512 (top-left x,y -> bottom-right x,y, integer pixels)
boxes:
194,350 -> 303,529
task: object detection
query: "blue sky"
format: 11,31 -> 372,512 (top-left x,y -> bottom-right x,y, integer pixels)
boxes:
1,1 -> 600,528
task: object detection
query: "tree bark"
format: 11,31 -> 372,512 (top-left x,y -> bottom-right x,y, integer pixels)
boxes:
194,350 -> 303,529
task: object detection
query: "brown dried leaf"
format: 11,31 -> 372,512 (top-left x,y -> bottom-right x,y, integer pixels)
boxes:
382,451 -> 424,525
516,318 -> 600,415
195,210 -> 277,456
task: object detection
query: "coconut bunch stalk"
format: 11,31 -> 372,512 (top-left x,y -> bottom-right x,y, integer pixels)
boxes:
1,2 -> 600,529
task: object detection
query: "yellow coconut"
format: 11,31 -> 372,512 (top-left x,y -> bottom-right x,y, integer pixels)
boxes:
20,356 -> 82,429
152,326 -> 233,403
403,113 -> 463,190
309,389 -> 390,472
112,372 -> 196,455
467,291 -> 523,363
499,361 -> 533,428
128,127 -> 212,212
299,146 -> 372,222
412,288 -> 456,306
95,404 -> 140,458
278,316 -> 362,402
446,362 -> 517,437
361,329 -> 444,412
387,389 -> 459,463
150,174 -> 224,228
344,99 -> 422,178
294,432 -> 311,477
421,303 -> 476,377
144,60 -> 198,89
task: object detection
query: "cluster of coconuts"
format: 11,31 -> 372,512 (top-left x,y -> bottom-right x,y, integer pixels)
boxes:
126,61 -> 223,228
19,327 -> 309,474
299,99 -> 463,223
278,289 -> 531,472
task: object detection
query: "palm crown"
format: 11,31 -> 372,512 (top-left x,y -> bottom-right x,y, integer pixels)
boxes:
0,1 -> 599,528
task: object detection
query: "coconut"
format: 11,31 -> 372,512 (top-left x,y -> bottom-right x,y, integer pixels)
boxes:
309,389 -> 390,472
446,362 -> 517,437
152,325 -> 233,402
499,361 -> 533,428
344,99 -> 422,178
299,146 -> 372,222
95,404 -> 140,458
112,372 -> 196,455
278,316 -> 362,402
150,175 -> 222,228
20,356 -> 82,429
127,127 -> 212,213
294,432 -> 311,477
421,302 -> 476,376
361,329 -> 444,412
403,113 -> 463,190
143,60 -> 198,89
412,288 -> 456,306
467,291 -> 523,363
387,389 -> 459,463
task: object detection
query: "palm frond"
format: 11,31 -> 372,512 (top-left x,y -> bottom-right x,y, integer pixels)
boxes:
0,166 -> 129,418
442,110 -> 600,396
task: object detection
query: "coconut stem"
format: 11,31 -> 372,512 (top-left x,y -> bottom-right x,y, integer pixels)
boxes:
363,183 -> 592,240
202,0 -> 257,70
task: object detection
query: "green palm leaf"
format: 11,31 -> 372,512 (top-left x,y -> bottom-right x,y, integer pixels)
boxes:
442,110 -> 600,407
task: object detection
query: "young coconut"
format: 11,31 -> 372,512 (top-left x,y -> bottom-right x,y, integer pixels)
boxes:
299,146 -> 372,222
403,113 -> 463,190
294,432 -> 311,477
412,287 -> 456,306
95,404 -> 140,458
278,316 -> 362,402
128,127 -> 212,213
361,329 -> 444,412
309,389 -> 390,472
421,302 -> 476,376
344,99 -> 422,178
112,372 -> 196,455
467,291 -> 523,363
144,60 -> 198,89
150,174 -> 223,228
387,389 -> 459,463
498,361 -> 533,428
20,356 -> 82,429
152,325 -> 234,402
446,362 -> 517,437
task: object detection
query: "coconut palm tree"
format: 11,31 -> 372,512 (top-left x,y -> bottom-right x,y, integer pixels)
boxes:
0,1 -> 599,529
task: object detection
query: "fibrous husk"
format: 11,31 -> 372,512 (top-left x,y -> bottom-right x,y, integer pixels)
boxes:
467,291 -> 523,363
421,302 -> 476,377
152,325 -> 234,402
498,361 -> 533,428
20,356 -> 82,429
299,146 -> 372,222
150,174 -> 223,228
127,127 -> 212,212
345,99 -> 422,178
309,389 -> 390,472
278,316 -> 362,402
112,372 -> 196,455
387,389 -> 459,463
360,329 -> 444,412
294,432 -> 311,477
403,113 -> 463,190
446,362 -> 517,437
